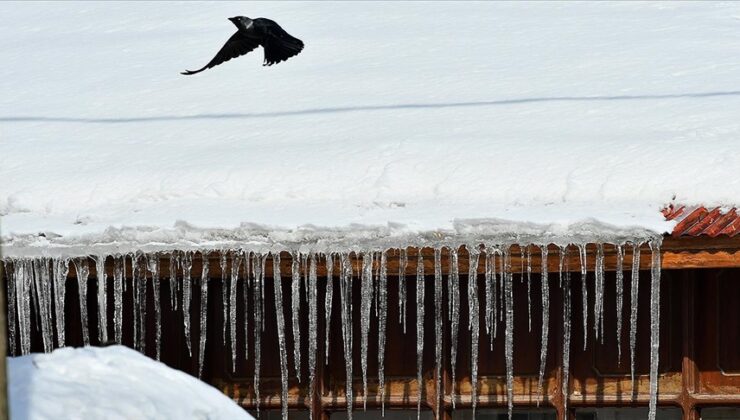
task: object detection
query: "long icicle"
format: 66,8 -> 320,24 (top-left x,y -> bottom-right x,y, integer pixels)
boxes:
416,250 -> 425,420
594,243 -> 605,342
53,259 -> 69,348
325,253 -> 334,364
308,253 -> 319,420
484,248 -> 494,347
94,256 -> 109,345
399,248 -> 408,334
434,248 -> 443,420
147,254 -> 162,360
229,252 -> 243,372
181,251 -> 193,356
291,252 -> 303,382
74,258 -> 90,347
220,252 -> 228,346
16,260 -> 32,355
242,252 -> 250,361
578,244 -> 588,351
340,253 -> 354,420
131,254 -> 140,351
527,246 -> 532,333
5,260 -> 17,355
537,245 -> 550,404
561,246 -> 572,416
648,240 -> 662,420
629,242 -> 641,389
253,253 -> 264,416
33,259 -> 53,352
616,244 -> 624,364
504,247 -> 514,420
198,253 -> 210,377
113,256 -> 123,344
450,247 -> 460,408
272,253 -> 290,420
360,252 -> 374,410
378,251 -> 388,416
468,247 -> 480,416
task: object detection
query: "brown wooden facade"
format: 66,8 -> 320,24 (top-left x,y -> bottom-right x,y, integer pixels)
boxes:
5,237 -> 740,419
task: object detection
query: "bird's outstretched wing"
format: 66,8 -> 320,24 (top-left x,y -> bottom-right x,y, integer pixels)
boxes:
260,19 -> 304,66
181,32 -> 260,75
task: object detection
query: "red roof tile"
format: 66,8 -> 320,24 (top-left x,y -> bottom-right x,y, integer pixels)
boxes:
667,205 -> 740,237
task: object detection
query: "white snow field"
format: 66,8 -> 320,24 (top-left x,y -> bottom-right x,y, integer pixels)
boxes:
7,345 -> 254,420
2,1 -> 740,256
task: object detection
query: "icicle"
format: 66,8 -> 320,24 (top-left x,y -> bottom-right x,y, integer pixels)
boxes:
131,254 -> 140,350
360,252 -> 374,410
34,259 -> 53,353
113,256 -> 123,344
561,247 -> 572,415
271,253 -> 290,420
536,245 -> 550,404
16,260 -> 33,355
198,252 -> 210,378
242,252 -> 250,361
498,250 -> 504,324
291,252 -> 303,382
629,243 -> 641,389
594,243 -> 605,342
468,247 -> 480,416
137,254 -> 147,354
74,258 -> 90,347
252,253 -> 264,415
308,254 -> 319,420
504,247 -> 514,420
577,244 -> 588,351
484,249 -> 493,343
229,252 -> 243,372
325,253 -> 334,364
450,247 -> 460,408
221,252 -> 228,346
136,253 -> 147,353
339,253 -> 354,420
399,248 -> 408,334
378,250 -> 388,416
52,259 -> 69,349
492,248 -> 499,342
94,255 -> 109,345
416,251 -> 425,420
182,251 -> 193,356
616,244 -> 624,363
527,246 -> 532,333
648,240 -> 662,420
169,254 -> 178,310
147,254 -> 162,360
5,260 -> 17,355
433,248 -> 443,419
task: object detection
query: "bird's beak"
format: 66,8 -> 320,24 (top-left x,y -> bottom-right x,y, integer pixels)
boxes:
228,17 -> 238,23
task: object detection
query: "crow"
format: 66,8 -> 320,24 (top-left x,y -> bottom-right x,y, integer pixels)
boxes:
182,16 -> 304,75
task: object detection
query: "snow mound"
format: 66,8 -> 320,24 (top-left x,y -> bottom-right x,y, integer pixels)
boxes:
7,345 -> 252,420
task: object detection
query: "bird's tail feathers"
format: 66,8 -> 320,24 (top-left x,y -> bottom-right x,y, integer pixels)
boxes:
263,35 -> 304,66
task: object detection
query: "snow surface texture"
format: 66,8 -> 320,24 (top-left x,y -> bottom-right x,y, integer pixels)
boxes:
2,1 -> 740,257
7,345 -> 254,420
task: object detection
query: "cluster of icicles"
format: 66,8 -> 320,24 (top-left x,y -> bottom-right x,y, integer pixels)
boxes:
1,240 -> 663,420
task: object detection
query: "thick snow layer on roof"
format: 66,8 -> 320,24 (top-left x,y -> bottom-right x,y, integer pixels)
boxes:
2,2 -> 740,256
8,345 -> 253,420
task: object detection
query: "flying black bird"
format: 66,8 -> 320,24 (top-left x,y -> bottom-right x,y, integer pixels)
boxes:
182,16 -> 304,75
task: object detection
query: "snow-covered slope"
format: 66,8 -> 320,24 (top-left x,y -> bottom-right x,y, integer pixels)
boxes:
2,2 -> 739,256
7,345 -> 253,420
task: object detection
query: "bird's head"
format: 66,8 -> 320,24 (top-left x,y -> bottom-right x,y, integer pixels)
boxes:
228,16 -> 253,30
